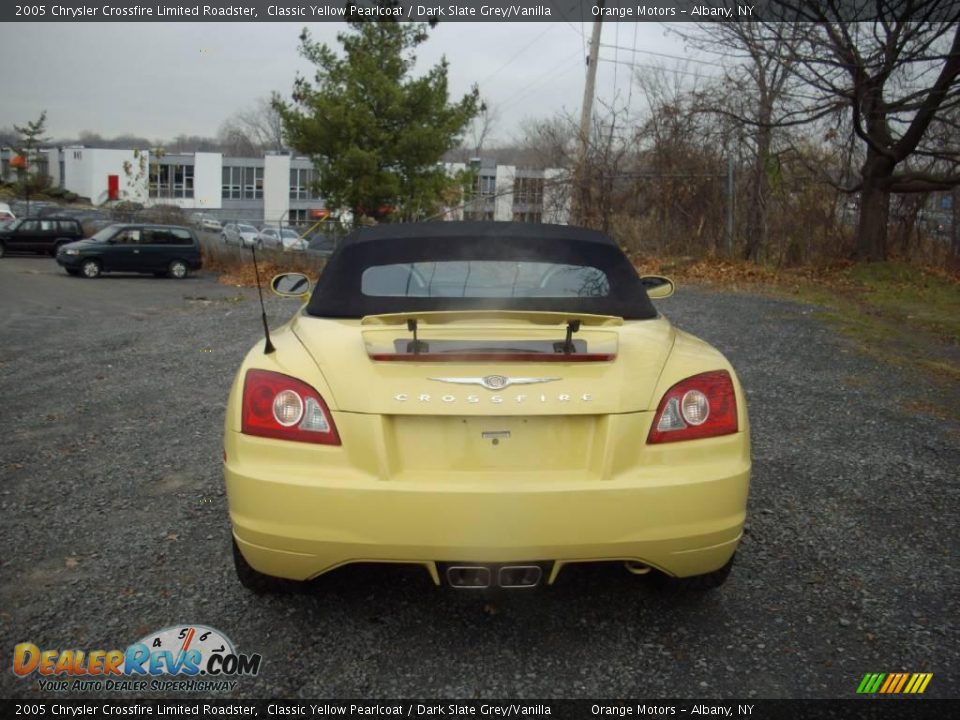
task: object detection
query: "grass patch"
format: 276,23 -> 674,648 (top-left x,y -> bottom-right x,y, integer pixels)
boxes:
202,242 -> 326,288
844,262 -> 960,342
635,255 -> 960,417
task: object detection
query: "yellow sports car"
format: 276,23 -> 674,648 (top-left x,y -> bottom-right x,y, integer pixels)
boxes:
224,222 -> 750,592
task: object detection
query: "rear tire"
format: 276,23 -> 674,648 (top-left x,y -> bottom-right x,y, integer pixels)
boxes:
80,259 -> 101,278
232,538 -> 295,594
655,553 -> 736,592
0,242 -> 5,258
168,259 -> 188,279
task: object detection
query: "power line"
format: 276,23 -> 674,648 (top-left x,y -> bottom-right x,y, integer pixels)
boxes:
553,0 -> 586,56
598,42 -> 718,67
497,50 -> 586,115
477,24 -> 558,89
597,56 -> 718,81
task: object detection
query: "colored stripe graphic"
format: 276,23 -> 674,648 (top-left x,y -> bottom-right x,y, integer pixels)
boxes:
858,673 -> 932,694
905,673 -> 933,694
892,673 -> 910,693
857,673 -> 885,693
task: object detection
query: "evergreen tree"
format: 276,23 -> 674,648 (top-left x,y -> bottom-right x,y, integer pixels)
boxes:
12,111 -> 49,214
274,19 -> 480,224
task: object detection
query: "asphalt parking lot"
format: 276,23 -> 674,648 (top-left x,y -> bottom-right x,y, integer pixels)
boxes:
1,254 -> 957,700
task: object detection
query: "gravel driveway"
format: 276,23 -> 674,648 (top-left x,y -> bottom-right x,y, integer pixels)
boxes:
1,256 -> 957,700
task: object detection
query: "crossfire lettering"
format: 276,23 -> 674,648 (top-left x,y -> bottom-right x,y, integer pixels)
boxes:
394,393 -> 592,404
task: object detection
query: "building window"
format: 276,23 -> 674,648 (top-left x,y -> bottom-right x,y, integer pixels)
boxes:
512,211 -> 542,224
462,172 -> 496,222
221,166 -> 261,200
150,163 -> 194,199
468,174 -> 496,199
244,167 -> 263,199
513,176 -> 544,205
222,167 -> 241,199
290,168 -> 318,200
463,210 -> 495,222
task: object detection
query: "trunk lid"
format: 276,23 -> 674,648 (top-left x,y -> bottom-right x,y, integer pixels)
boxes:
292,310 -> 675,416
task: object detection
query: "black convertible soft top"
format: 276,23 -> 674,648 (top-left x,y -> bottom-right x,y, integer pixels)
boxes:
305,222 -> 657,319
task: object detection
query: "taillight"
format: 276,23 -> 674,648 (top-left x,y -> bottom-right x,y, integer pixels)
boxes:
647,370 -> 738,444
241,369 -> 340,445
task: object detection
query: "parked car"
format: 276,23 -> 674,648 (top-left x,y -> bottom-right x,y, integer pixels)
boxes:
222,222 -> 260,248
224,222 -> 751,593
258,226 -> 305,251
0,202 -> 15,222
192,214 -> 223,232
56,223 -> 202,279
0,217 -> 85,257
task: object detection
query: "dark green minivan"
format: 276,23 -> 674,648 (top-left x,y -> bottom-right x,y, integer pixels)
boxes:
56,224 -> 202,279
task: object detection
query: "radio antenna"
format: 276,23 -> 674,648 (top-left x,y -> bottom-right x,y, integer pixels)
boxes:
251,244 -> 276,354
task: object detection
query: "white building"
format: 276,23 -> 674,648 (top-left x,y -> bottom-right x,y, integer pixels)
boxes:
1,147 -> 569,226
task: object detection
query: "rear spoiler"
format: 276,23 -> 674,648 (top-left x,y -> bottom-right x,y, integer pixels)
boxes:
360,310 -> 624,327
361,310 -> 620,362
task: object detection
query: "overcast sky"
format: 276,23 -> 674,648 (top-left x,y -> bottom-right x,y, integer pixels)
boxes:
0,22 -> 714,144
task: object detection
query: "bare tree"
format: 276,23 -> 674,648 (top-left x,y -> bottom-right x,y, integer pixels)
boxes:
219,97 -> 286,155
678,22 -> 805,260
466,102 -> 500,157
513,115 -> 578,168
738,2 -> 960,260
578,101 -> 638,234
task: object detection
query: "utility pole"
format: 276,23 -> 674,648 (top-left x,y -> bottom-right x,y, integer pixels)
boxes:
573,2 -> 603,225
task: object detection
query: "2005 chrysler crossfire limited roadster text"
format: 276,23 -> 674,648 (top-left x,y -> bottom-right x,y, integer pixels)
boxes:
224,222 -> 751,592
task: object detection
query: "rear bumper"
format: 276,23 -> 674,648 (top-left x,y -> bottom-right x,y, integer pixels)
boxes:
225,426 -> 750,584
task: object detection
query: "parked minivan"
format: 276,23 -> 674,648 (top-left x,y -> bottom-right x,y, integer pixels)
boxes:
56,224 -> 202,279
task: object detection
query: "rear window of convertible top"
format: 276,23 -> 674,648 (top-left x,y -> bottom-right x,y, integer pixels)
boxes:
361,261 -> 610,299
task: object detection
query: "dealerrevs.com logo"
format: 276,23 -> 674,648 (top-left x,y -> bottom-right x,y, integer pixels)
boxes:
13,624 -> 262,693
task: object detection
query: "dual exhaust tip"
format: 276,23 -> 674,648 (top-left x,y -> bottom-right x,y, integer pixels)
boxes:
445,564 -> 543,589
444,561 -> 653,588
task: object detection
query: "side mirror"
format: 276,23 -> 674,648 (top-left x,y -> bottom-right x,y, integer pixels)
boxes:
640,275 -> 675,299
271,272 -> 311,298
